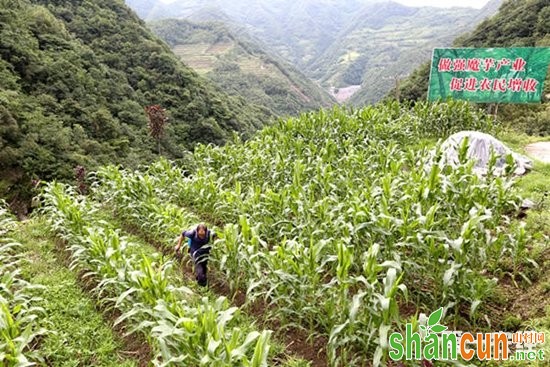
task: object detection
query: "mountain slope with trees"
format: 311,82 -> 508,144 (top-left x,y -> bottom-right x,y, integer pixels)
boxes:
343,0 -> 503,105
0,0 -> 272,212
126,0 -> 501,104
126,0 -> 376,68
149,19 -> 335,116
391,0 -> 550,135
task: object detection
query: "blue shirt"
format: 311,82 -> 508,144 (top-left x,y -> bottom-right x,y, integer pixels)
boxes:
182,228 -> 214,253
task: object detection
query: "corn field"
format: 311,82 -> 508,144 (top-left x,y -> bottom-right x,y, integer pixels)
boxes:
0,202 -> 47,366
88,101 -> 531,366
39,185 -> 274,367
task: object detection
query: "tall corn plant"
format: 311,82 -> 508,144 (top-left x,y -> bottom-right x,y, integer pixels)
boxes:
91,102 -> 526,366
41,182 -> 275,366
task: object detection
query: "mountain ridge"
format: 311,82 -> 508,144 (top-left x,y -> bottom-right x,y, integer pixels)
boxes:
149,18 -> 335,116
126,0 -> 502,104
333,0 -> 503,104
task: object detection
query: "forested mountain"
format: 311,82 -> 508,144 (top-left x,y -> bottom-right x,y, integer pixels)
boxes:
0,0 -> 272,211
150,19 -> 335,116
342,0 -> 503,104
127,0 -> 377,68
309,1 -> 475,104
392,0 -> 550,135
126,0 -> 501,104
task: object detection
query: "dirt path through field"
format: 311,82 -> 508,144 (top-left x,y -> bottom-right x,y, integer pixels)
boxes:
525,141 -> 550,163
120,221 -> 328,367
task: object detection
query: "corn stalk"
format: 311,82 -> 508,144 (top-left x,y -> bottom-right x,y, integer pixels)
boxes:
91,102 -> 527,366
0,201 -> 47,366
40,183 -> 273,366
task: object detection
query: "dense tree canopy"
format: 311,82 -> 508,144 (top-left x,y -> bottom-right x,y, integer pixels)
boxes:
0,0 -> 272,210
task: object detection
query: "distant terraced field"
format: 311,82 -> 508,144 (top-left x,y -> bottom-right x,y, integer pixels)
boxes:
172,42 -> 233,73
151,19 -> 335,116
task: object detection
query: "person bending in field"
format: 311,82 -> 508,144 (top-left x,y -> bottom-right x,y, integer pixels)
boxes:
175,223 -> 216,287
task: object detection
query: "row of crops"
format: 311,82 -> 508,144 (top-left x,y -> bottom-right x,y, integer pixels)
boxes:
39,184 -> 276,367
90,102 -> 534,366
1,203 -> 46,366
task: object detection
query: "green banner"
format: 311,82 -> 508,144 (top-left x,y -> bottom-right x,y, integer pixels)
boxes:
428,47 -> 550,103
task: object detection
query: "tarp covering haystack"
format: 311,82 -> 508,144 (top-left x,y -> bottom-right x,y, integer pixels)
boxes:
438,131 -> 533,176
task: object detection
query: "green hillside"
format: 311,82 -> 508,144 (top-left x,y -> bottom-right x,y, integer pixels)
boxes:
149,19 -> 335,116
78,102 -> 550,366
126,0 -> 501,104
126,0 -> 376,68
0,0 -> 272,212
335,0 -> 503,105
393,0 -> 550,135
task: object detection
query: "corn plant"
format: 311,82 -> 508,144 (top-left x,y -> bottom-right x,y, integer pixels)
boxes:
40,182 -> 274,366
0,202 -> 47,366
0,202 -> 16,236
89,102 -> 527,366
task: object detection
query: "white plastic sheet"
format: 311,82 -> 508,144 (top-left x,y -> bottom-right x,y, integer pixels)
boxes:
439,131 -> 533,176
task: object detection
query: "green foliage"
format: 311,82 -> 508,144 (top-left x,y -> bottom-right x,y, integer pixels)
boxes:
385,62 -> 431,103
92,102 -> 531,366
0,202 -> 48,366
498,104 -> 550,136
40,182 -> 275,366
453,0 -> 549,48
12,218 -> 138,367
394,0 -> 550,136
501,314 -> 523,331
149,19 -> 335,117
0,0 -> 272,211
514,159 -> 550,240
